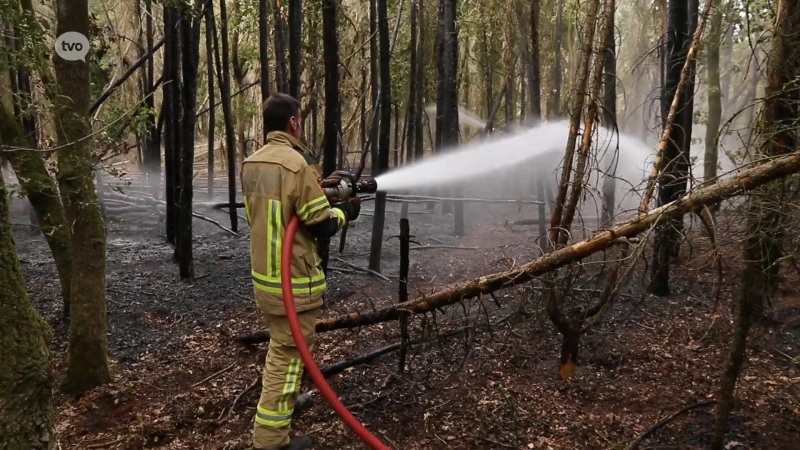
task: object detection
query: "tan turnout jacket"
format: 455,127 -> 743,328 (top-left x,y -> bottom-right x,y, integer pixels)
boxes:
241,131 -> 346,314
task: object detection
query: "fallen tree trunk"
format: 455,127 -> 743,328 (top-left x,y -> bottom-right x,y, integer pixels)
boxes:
235,153 -> 800,343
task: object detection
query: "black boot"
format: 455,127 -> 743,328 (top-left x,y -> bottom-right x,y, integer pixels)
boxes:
292,393 -> 314,418
281,436 -> 313,450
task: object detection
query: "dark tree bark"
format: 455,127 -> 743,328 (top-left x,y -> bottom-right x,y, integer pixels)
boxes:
259,0 -> 272,141
369,0 -> 379,174
529,0 -> 542,122
273,0 -> 289,92
649,0 -> 691,296
231,0 -> 248,167
164,5 -> 180,247
704,4 -> 722,187
443,0 -> 462,235
712,3 -> 800,446
321,0 -> 340,177
601,2 -> 617,226
144,0 -> 159,197
215,0 -> 239,232
551,0 -> 565,117
0,166 -> 55,449
54,0 -> 111,395
368,0 -> 392,272
413,0 -> 425,161
177,0 -> 202,279
288,0 -> 302,99
406,0 -> 419,162
481,28 -> 493,122
207,4 -> 216,199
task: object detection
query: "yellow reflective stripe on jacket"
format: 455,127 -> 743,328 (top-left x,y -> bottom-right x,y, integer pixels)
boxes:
251,270 -> 326,294
243,196 -> 252,224
255,404 -> 292,428
331,207 -> 346,228
266,199 -> 283,277
297,195 -> 328,221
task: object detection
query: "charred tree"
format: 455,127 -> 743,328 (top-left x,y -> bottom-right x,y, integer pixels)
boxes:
649,0 -> 692,296
601,2 -> 617,226
215,0 -> 239,232
273,0 -> 289,92
368,0 -> 392,272
164,5 -> 181,246
551,0 -> 565,117
704,4 -> 723,187
406,0 -> 419,164
231,0 -> 248,167
529,0 -> 542,122
207,4 -> 216,199
259,0 -> 272,141
177,1 -> 202,279
413,0 -> 425,162
444,0 -> 462,235
712,3 -> 800,447
144,0 -> 159,195
369,0 -> 379,174
321,0 -> 340,177
288,0 -> 302,98
0,166 -> 55,450
54,0 -> 111,395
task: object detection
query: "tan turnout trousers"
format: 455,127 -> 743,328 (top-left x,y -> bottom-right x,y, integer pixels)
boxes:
241,131 -> 346,449
253,309 -> 318,449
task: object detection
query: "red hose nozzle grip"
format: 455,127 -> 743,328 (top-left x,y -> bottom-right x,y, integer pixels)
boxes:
281,215 -> 391,450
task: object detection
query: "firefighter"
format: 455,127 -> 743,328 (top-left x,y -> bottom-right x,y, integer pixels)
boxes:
241,93 -> 360,450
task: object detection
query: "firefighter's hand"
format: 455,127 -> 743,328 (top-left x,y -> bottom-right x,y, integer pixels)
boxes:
333,197 -> 361,222
320,173 -> 342,188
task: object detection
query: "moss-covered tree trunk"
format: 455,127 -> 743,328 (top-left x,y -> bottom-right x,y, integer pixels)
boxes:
711,2 -> 800,446
0,133 -> 56,450
54,0 -> 111,396
0,107 -> 73,319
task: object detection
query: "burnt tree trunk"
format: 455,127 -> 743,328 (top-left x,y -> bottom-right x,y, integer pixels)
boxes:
321,0 -> 340,177
207,4 -> 216,199
288,0 -> 302,98
529,0 -> 542,122
369,0 -> 379,174
0,167 -> 55,449
259,0 -> 272,140
144,0 -> 159,196
164,5 -> 180,246
601,2 -> 617,226
649,0 -> 691,296
368,0 -> 392,272
273,0 -> 289,92
215,0 -> 239,232
177,0 -> 202,279
231,0 -> 248,167
413,0 -> 425,162
54,0 -> 111,396
406,0 -> 419,164
704,4 -> 722,187
551,0 -> 565,117
711,3 -> 800,447
444,0 -> 462,235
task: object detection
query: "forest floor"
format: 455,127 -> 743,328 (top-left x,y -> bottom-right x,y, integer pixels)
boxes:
11,178 -> 800,450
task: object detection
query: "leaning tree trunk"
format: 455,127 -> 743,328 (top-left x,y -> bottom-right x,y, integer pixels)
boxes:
0,166 -> 55,449
368,0 -> 392,272
0,106 -> 73,319
53,0 -> 111,396
711,2 -> 800,447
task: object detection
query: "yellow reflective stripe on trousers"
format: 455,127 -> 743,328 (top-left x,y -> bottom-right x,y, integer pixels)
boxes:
255,404 -> 292,428
252,270 -> 326,294
297,195 -> 328,221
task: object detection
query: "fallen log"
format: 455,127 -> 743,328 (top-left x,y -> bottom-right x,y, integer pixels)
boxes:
235,153 -> 800,342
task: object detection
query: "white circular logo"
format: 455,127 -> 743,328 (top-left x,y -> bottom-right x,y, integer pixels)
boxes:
54,32 -> 90,62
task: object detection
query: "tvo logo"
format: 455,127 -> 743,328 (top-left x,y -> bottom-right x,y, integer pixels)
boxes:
55,32 -> 90,62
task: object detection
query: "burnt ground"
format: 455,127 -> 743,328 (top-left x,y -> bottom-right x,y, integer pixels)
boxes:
11,183 -> 800,450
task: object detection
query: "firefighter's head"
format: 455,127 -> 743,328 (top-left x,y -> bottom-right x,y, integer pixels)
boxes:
263,93 -> 302,139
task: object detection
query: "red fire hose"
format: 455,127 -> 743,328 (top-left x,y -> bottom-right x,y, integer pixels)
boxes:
281,215 -> 391,450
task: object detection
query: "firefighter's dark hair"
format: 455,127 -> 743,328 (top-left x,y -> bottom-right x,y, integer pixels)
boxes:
263,93 -> 301,133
